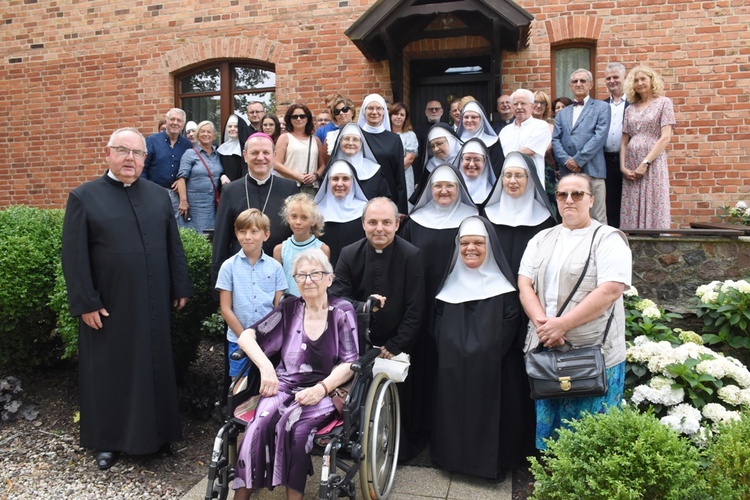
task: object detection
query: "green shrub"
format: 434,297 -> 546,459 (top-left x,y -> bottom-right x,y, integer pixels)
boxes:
0,206 -> 65,372
171,228 -> 215,378
704,411 -> 750,497
49,226 -> 215,378
530,406 -> 710,499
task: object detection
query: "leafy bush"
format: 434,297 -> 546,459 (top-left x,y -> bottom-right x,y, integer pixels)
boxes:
624,286 -> 682,344
721,201 -> 750,226
693,279 -> 750,366
704,411 -> 750,497
171,228 -> 215,378
530,406 -> 710,499
0,206 -> 65,372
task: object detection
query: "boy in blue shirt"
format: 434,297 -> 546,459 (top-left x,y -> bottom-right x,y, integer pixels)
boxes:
216,208 -> 287,377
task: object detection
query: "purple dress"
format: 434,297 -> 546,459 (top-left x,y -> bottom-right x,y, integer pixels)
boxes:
233,296 -> 359,493
621,96 -> 676,229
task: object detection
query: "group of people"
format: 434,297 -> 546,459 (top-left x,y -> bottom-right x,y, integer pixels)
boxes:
61,66 -> 651,497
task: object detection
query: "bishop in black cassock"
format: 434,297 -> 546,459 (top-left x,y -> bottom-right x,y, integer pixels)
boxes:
62,128 -> 192,467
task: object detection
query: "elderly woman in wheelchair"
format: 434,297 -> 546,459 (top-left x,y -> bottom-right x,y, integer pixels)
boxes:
232,248 -> 359,500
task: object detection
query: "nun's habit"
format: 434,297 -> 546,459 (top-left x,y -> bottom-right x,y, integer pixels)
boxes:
482,152 -> 557,275
328,123 -> 390,202
456,101 -> 505,175
409,123 -> 463,205
314,160 -> 368,268
357,94 -> 408,213
431,216 -> 529,479
454,138 -> 497,208
218,114 -> 251,181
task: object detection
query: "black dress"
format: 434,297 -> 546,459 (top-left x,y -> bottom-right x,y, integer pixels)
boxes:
320,218 -> 365,269
362,130 -> 408,213
62,175 -> 192,455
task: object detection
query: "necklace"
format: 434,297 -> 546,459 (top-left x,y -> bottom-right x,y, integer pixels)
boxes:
244,173 -> 274,214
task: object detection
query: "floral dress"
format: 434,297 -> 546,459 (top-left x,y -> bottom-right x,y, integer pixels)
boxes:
620,96 -> 676,229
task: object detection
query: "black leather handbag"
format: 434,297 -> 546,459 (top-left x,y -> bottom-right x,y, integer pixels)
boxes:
524,226 -> 613,400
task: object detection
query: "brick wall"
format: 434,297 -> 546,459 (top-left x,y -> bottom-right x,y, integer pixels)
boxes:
1,0 -> 749,226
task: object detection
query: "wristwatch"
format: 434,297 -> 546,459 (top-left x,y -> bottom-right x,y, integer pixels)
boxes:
642,160 -> 651,167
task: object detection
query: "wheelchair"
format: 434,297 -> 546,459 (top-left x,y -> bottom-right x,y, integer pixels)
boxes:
204,296 -> 401,500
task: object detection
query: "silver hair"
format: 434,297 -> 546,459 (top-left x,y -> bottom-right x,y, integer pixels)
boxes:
605,63 -> 626,77
107,128 -> 146,150
292,248 -> 333,275
570,68 -> 594,83
510,88 -> 534,104
362,196 -> 399,220
166,108 -> 186,121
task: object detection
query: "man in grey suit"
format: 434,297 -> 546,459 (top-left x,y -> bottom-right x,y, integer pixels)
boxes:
552,68 -> 611,223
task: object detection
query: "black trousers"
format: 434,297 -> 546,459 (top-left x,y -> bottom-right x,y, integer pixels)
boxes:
604,152 -> 622,228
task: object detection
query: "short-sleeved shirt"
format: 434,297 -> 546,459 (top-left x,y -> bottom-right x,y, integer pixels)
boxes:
142,131 -> 193,189
215,249 -> 287,342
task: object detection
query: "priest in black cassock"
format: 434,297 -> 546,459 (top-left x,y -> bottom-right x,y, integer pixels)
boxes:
211,133 -> 299,288
330,197 -> 426,461
432,216 -> 528,482
357,94 -> 408,214
62,128 -> 192,470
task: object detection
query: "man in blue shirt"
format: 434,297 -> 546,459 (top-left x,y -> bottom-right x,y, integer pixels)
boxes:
142,108 -> 192,216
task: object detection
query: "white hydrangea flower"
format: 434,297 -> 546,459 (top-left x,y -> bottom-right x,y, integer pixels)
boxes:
635,298 -> 657,311
735,279 -> 750,294
642,306 -> 661,320
623,286 -> 639,298
677,330 -> 703,345
718,385 -> 742,406
740,388 -> 750,406
650,376 -> 674,390
634,335 -> 651,346
702,403 -> 727,422
720,280 -> 738,293
701,291 -> 719,304
736,201 -> 748,210
631,381 -> 684,407
696,359 -> 727,379
696,282 -> 719,298
661,403 -> 702,435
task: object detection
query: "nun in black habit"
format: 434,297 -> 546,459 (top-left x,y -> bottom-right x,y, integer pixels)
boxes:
328,122 -> 391,203
482,151 -> 557,275
454,138 -> 497,209
456,100 -> 504,175
358,94 -> 408,214
218,114 -> 251,182
409,123 -> 463,205
400,164 -> 478,442
432,216 -> 528,481
314,160 -> 368,268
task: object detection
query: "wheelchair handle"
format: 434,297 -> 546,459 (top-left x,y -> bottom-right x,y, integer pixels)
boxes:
363,295 -> 379,314
352,347 -> 381,373
230,349 -> 247,361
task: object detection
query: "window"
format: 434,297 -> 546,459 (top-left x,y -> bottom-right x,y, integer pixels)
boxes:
551,44 -> 595,99
176,61 -> 276,143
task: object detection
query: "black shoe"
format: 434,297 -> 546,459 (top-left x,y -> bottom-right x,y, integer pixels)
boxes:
95,451 -> 118,470
156,442 -> 172,459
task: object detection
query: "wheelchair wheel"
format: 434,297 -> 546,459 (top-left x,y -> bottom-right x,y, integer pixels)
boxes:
360,373 -> 400,499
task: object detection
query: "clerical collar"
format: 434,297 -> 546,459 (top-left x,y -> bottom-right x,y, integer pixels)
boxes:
107,170 -> 132,187
375,249 -> 383,254
247,172 -> 271,185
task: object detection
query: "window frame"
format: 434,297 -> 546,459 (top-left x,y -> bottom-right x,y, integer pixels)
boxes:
550,41 -> 596,100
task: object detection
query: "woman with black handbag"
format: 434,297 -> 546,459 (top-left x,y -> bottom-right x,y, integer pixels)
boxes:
517,173 -> 632,450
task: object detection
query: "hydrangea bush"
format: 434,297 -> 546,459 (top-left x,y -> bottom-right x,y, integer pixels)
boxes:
721,201 -> 750,226
693,280 -> 750,366
623,286 -> 682,344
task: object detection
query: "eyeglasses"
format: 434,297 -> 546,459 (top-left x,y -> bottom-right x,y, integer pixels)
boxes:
333,106 -> 351,116
555,190 -> 591,202
292,271 -> 329,283
248,110 -> 263,115
110,146 -> 147,159
503,173 -> 528,180
462,156 -> 485,165
290,114 -> 307,120
427,107 -> 442,112
533,101 -> 546,105
570,79 -> 589,84
429,139 -> 448,149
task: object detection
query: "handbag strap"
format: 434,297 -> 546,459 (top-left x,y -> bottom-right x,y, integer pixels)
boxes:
556,225 -> 603,317
193,147 -> 220,199
306,136 -> 312,175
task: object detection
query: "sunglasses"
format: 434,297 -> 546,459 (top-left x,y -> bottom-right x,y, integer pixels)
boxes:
290,114 -> 307,120
333,106 -> 350,116
555,190 -> 591,202
427,107 -> 442,112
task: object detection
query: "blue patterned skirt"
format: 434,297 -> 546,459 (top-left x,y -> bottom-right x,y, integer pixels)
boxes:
535,361 -> 625,450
